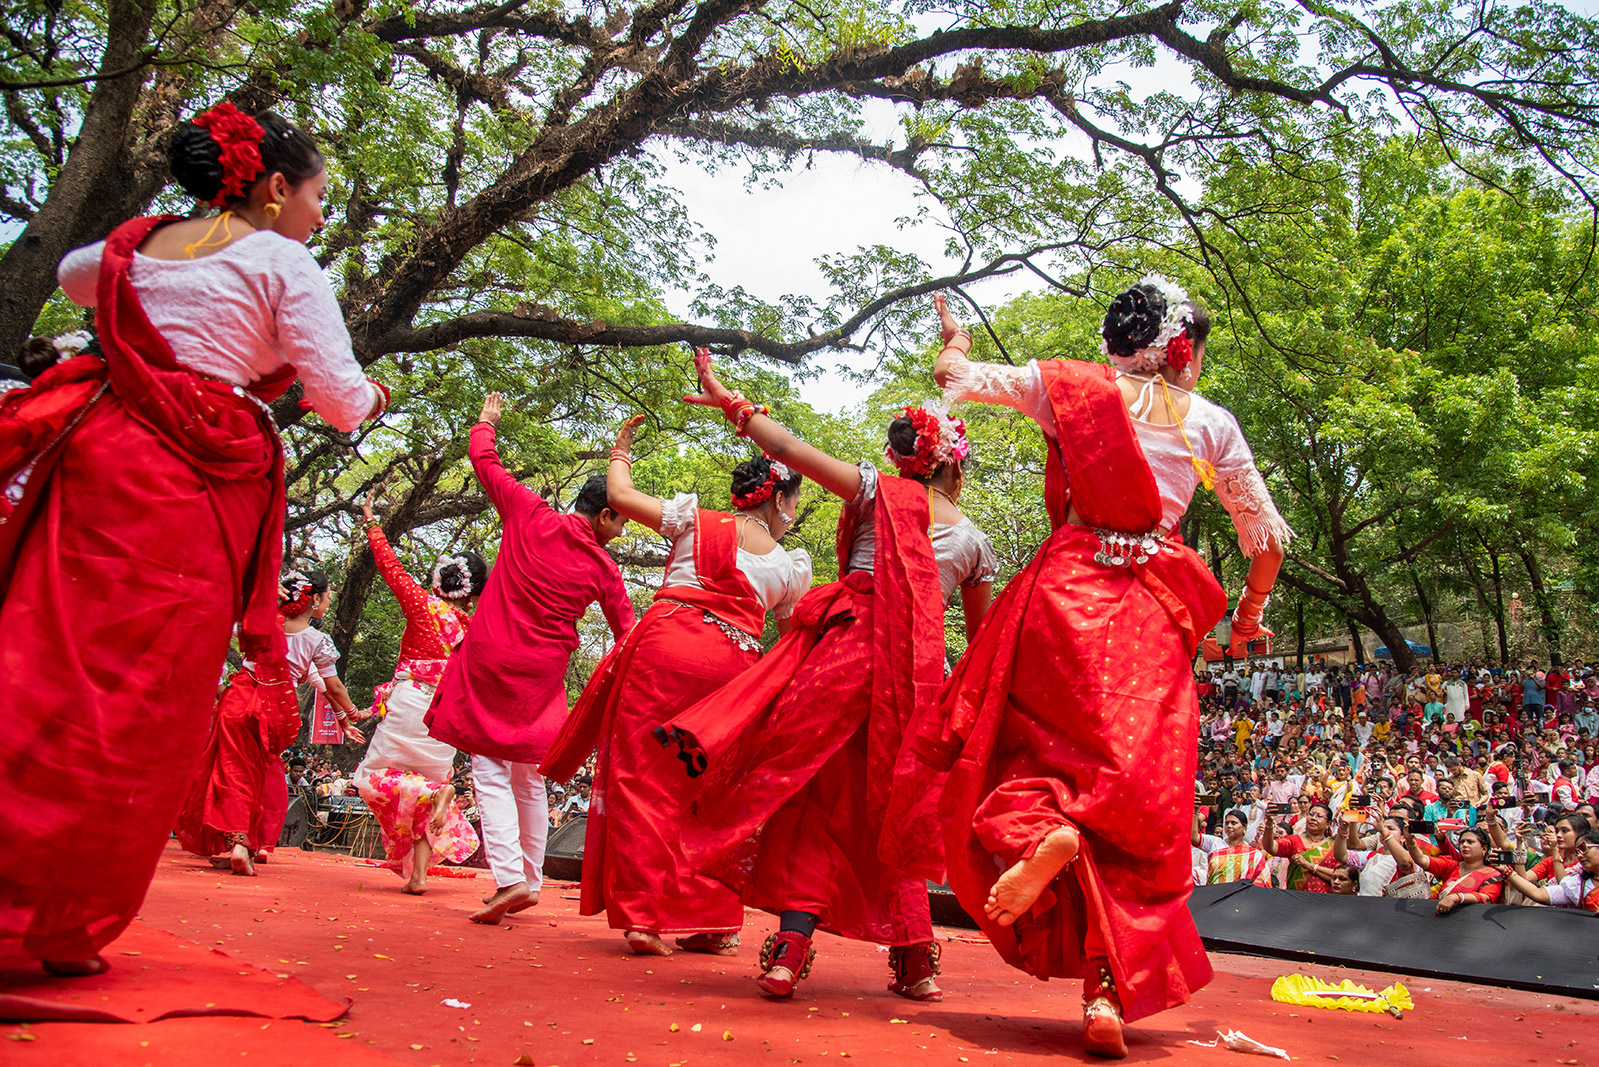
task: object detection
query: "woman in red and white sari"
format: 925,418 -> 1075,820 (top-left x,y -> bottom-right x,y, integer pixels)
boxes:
0,106 -> 384,975
1408,826 -> 1504,912
352,491 -> 487,894
657,353 -> 996,1003
917,283 -> 1291,1058
542,414 -> 814,957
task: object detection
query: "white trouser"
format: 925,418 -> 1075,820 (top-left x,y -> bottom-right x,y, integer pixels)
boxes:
471,754 -> 548,892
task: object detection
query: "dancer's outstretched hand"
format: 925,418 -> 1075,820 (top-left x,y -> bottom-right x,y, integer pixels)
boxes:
361,488 -> 379,526
615,413 -> 646,451
682,347 -> 734,408
479,392 -> 503,427
341,718 -> 366,744
934,293 -> 968,346
1227,624 -> 1273,660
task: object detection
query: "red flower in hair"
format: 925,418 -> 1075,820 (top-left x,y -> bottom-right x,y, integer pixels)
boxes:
1166,329 -> 1193,373
193,103 -> 265,207
890,406 -> 943,477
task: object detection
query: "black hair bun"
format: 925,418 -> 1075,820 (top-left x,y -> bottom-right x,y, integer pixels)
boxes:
885,416 -> 917,459
169,122 -> 225,203
434,551 -> 490,599
1101,283 -> 1167,357
730,456 -> 802,502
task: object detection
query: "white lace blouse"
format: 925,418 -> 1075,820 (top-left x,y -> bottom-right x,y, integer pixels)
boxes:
657,494 -> 815,623
244,626 -> 340,689
844,464 -> 999,607
57,230 -> 376,431
941,355 -> 1292,557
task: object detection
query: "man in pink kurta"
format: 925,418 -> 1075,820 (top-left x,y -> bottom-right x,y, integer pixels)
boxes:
427,395 -> 634,922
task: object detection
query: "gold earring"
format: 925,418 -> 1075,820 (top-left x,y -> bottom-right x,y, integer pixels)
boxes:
264,202 -> 282,219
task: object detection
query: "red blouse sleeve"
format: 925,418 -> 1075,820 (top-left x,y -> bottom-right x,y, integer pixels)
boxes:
1425,854 -> 1458,882
367,525 -> 442,654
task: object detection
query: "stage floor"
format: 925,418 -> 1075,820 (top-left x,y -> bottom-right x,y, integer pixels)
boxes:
3,843 -> 1594,1065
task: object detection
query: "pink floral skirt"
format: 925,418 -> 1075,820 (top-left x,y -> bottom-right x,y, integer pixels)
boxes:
357,768 -> 478,879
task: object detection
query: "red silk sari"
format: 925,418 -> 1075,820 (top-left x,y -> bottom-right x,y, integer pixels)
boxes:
543,509 -> 765,934
659,476 -> 947,945
174,670 -> 302,856
918,360 -> 1228,1023
0,217 -> 296,964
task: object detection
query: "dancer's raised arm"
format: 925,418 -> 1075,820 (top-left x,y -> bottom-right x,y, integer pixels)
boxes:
684,349 -> 863,501
605,415 -> 666,532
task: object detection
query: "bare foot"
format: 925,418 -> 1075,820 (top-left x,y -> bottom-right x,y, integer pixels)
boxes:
428,785 -> 455,835
482,887 -> 539,913
985,826 -> 1079,926
254,850 -> 270,863
675,932 -> 740,956
624,931 -> 673,956
404,840 -> 430,894
230,841 -> 256,877
42,956 -> 108,978
470,882 -> 531,924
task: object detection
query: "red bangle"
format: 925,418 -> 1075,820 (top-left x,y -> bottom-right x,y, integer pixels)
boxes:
367,376 -> 391,418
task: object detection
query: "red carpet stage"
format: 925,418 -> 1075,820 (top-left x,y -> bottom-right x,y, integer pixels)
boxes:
2,843 -> 1593,1065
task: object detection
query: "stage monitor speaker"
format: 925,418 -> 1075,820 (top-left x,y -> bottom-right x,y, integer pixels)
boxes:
543,815 -> 586,882
279,796 -> 312,848
927,881 -> 976,928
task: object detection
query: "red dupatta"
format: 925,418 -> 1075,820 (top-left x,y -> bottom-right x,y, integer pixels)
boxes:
0,216 -> 296,700
542,507 -> 763,782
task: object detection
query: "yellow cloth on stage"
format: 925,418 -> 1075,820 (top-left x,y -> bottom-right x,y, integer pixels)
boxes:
1269,974 -> 1414,1017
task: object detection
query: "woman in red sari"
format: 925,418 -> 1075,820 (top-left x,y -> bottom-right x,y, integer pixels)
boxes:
1408,827 -> 1504,911
919,283 -> 1290,1057
0,106 -> 383,975
657,352 -> 996,1003
542,412 -> 813,957
175,568 -> 364,876
352,489 -> 487,894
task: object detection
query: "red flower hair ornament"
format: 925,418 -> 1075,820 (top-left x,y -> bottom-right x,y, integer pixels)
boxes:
278,571 -> 317,617
886,400 -> 970,478
730,456 -> 792,509
193,103 -> 265,207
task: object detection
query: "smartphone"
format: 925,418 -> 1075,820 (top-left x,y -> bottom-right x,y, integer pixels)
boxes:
1492,796 -> 1519,809
1488,849 -> 1516,865
1409,819 -> 1436,834
1270,803 -> 1296,816
1195,793 -> 1219,805
1351,794 -> 1372,806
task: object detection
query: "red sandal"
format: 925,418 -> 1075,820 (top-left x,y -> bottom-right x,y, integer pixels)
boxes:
756,931 -> 815,997
887,942 -> 943,1001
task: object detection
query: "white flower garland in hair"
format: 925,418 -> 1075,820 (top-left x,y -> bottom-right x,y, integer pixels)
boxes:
52,331 -> 92,357
1101,273 -> 1196,373
431,553 -> 473,598
278,568 -> 311,602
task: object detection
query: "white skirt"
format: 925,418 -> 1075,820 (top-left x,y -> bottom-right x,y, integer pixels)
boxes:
353,678 -> 457,789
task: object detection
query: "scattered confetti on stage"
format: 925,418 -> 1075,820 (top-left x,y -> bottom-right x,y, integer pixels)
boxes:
2,843 -> 1592,1065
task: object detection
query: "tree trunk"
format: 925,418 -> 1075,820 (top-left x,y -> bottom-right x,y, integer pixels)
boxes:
1461,551 -> 1496,662
1406,564 -> 1441,664
1295,598 -> 1306,669
1347,619 -> 1365,663
1518,546 -> 1563,666
0,0 -> 162,356
1487,547 -> 1510,665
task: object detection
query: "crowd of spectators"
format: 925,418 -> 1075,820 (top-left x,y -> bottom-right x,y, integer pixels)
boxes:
1193,659 -> 1599,914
